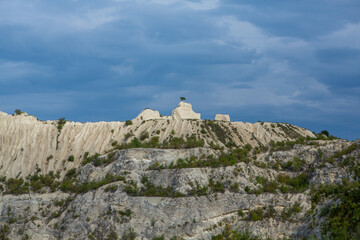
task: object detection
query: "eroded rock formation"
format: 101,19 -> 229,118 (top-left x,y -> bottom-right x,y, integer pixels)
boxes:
215,114 -> 230,122
171,102 -> 201,120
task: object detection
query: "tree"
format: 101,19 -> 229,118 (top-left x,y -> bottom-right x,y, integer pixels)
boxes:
180,97 -> 186,101
15,109 -> 22,115
321,130 -> 330,137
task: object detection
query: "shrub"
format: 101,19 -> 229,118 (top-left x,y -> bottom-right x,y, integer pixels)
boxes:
211,227 -> 261,240
15,109 -> 22,115
46,155 -> 54,162
277,173 -> 309,192
237,210 -> 244,217
281,202 -> 302,220
57,117 -> 66,132
119,209 -> 132,218
209,179 -> 225,193
247,206 -> 275,221
139,131 -> 149,141
150,136 -> 159,147
321,130 -> 330,137
124,132 -> 134,140
247,208 -> 264,221
106,230 -> 118,240
152,236 -> 165,240
281,156 -> 305,171
5,178 -> 29,195
189,183 -> 208,196
310,180 -> 360,239
104,185 -> 118,193
125,120 -> 133,126
67,155 -> 75,162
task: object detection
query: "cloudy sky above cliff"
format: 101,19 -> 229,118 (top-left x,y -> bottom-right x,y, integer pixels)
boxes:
0,0 -> 359,139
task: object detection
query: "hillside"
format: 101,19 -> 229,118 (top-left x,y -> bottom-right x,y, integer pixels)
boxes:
0,103 -> 359,240
0,103 -> 313,178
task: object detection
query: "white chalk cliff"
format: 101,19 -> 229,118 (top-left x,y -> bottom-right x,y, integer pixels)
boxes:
171,101 -> 201,120
0,102 -> 315,178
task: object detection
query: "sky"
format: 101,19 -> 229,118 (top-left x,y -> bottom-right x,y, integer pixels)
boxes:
0,0 -> 359,140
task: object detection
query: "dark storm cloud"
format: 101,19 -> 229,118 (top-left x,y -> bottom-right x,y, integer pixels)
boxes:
0,0 -> 359,139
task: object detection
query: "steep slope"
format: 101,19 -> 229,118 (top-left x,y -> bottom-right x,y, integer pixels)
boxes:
0,139 -> 358,239
0,111 -> 314,178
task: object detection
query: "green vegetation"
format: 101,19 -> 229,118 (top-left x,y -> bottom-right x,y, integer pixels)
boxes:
139,131 -> 149,141
4,178 -> 29,195
81,152 -> 117,166
306,142 -> 360,239
310,179 -> 360,240
277,173 -> 309,193
106,231 -> 118,240
114,134 -> 204,151
281,156 -> 305,171
189,182 -> 208,196
211,225 -> 263,240
255,176 -> 279,194
180,97 -> 186,101
209,179 -> 225,193
57,117 -> 66,132
28,171 -> 60,193
203,120 -> 228,145
248,173 -> 309,195
124,176 -> 184,197
125,120 -> 133,126
46,155 -> 54,162
280,202 -> 302,220
0,168 -> 125,196
152,236 -> 165,240
60,172 -> 126,194
14,109 -> 23,115
328,144 -> 358,164
124,132 -> 134,139
119,209 -> 132,218
149,145 -> 251,170
247,206 -> 276,221
67,155 -> 75,162
0,224 -> 10,240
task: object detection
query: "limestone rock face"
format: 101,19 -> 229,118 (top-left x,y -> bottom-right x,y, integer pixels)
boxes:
134,109 -> 162,121
0,140 -> 358,240
0,110 -> 315,178
215,114 -> 230,121
172,101 -> 201,120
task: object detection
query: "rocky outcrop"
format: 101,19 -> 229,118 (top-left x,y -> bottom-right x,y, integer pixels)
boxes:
133,109 -> 163,121
215,114 -> 230,122
0,139 -> 358,239
172,102 -> 201,120
0,111 -> 315,178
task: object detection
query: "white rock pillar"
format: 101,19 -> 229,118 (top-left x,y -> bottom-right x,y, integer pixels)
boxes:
172,102 -> 201,120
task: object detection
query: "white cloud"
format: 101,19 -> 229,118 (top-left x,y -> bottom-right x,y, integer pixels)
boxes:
317,22 -> 360,48
0,2 -> 122,33
216,16 -> 310,55
68,7 -> 123,31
